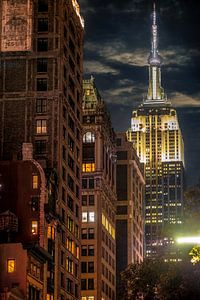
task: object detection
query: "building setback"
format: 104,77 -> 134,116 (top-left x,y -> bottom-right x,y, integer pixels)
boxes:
127,5 -> 184,259
0,144 -> 51,299
81,78 -> 117,300
116,133 -> 145,299
0,0 -> 84,299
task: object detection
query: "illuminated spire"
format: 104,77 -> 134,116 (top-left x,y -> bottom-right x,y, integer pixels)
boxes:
144,2 -> 167,104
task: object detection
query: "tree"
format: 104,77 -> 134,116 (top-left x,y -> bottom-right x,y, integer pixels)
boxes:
121,259 -> 200,299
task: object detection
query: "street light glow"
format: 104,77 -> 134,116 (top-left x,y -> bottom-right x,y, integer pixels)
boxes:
176,237 -> 200,244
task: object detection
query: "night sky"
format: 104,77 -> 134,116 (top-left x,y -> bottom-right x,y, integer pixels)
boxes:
78,0 -> 200,186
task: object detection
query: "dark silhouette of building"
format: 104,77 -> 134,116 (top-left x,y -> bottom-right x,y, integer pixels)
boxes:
81,77 -> 117,300
115,133 -> 145,299
0,0 -> 84,298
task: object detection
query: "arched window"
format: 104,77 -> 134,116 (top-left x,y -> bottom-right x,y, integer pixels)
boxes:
83,132 -> 95,143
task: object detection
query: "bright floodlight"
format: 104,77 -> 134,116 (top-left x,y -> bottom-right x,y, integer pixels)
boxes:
176,237 -> 200,244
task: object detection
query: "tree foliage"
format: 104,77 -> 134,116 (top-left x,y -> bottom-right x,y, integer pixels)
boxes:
121,259 -> 200,299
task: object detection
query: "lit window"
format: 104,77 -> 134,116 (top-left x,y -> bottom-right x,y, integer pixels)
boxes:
47,226 -> 55,240
83,132 -> 95,143
33,175 -> 38,189
32,221 -> 38,235
89,212 -> 95,222
85,89 -> 91,96
82,163 -> 95,172
88,297 -> 95,300
82,212 -> 87,222
36,119 -> 47,134
7,259 -> 15,273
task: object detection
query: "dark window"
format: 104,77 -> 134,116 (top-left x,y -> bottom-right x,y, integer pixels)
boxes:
68,154 -> 74,171
81,262 -> 87,273
68,95 -> 75,111
37,58 -> 48,73
68,174 -> 74,192
38,18 -> 48,32
81,245 -> 87,256
81,228 -> 87,239
88,245 -> 94,256
62,187 -> 66,202
117,206 -> 127,215
83,143 -> 95,163
88,228 -> 94,239
82,195 -> 87,206
76,185 -> 79,198
35,140 -> 47,154
75,204 -> 79,218
88,278 -> 94,290
82,179 -> 87,189
89,179 -> 94,189
37,38 -> 48,52
31,197 -> 39,212
116,165 -> 127,200
81,279 -> 87,290
36,98 -> 47,113
117,151 -> 127,160
68,135 -> 74,151
116,138 -> 122,146
69,37 -> 75,55
38,0 -> 48,12
66,278 -> 73,294
88,262 -> 94,273
75,284 -> 78,298
89,195 -> 95,206
37,78 -> 47,91
68,116 -> 75,132
69,76 -> 75,95
67,195 -> 74,212
62,146 -> 66,161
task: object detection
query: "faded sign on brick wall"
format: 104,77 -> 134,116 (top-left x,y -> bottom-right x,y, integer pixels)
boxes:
1,0 -> 32,52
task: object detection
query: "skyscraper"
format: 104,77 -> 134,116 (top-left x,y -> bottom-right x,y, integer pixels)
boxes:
127,5 -> 184,258
81,77 -> 117,300
0,1 -> 84,298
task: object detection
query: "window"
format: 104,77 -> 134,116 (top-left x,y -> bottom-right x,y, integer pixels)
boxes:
82,179 -> 87,189
68,175 -> 74,192
36,119 -> 47,134
37,58 -> 48,73
81,279 -> 87,290
89,195 -> 95,206
83,132 -> 95,143
31,197 -> 39,212
88,262 -> 94,273
33,175 -> 38,189
31,221 -> 38,235
67,195 -> 74,212
89,212 -> 95,222
47,226 -> 55,240
82,212 -> 87,223
88,279 -> 94,290
36,98 -> 47,113
82,163 -> 95,173
37,38 -> 48,52
7,259 -> 15,273
81,245 -> 87,256
89,179 -> 94,189
81,262 -> 87,273
37,78 -> 47,91
38,18 -> 48,32
82,195 -> 87,206
68,135 -> 74,151
66,278 -> 73,294
35,140 -> 47,154
88,245 -> 94,256
38,0 -> 48,12
81,228 -> 87,239
66,257 -> 73,274
88,228 -> 94,239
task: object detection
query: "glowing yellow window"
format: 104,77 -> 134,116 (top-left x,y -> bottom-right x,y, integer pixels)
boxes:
76,245 -> 79,259
7,259 -> 15,273
82,163 -> 95,172
32,221 -> 38,235
86,89 -> 91,96
102,214 -> 106,226
33,175 -> 38,189
36,119 -> 47,134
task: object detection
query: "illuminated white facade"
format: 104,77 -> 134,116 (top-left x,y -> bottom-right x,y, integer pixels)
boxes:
127,5 -> 185,258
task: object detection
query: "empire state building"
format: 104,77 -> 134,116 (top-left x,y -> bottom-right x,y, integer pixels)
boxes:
127,5 -> 184,258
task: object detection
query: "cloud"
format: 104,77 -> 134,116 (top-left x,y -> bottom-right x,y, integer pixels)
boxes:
84,60 -> 120,75
171,92 -> 200,107
85,41 -> 200,68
